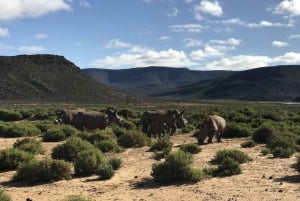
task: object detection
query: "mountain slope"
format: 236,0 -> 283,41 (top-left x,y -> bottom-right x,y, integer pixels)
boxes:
156,65 -> 300,101
83,67 -> 232,96
0,54 -> 125,103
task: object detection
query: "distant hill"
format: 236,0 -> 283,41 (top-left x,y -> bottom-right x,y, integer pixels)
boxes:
83,67 -> 232,96
0,54 -> 125,103
156,65 -> 300,101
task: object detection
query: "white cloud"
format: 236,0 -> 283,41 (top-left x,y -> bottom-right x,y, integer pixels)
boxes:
170,24 -> 208,33
35,33 -> 48,39
273,52 -> 300,64
221,18 -> 245,25
184,38 -> 202,48
190,46 -> 224,60
79,0 -> 90,8
272,41 -> 289,47
18,46 -> 45,53
159,36 -> 171,40
290,34 -> 300,39
105,39 -> 132,49
209,38 -> 241,46
92,49 -> 196,68
273,0 -> 300,17
194,0 -> 223,20
0,27 -> 9,37
0,0 -> 71,21
167,7 -> 179,17
246,20 -> 293,28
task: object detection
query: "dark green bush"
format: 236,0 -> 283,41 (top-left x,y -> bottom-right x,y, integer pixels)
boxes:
118,108 -> 140,119
98,164 -> 115,180
0,189 -> 11,201
13,138 -> 45,154
94,140 -> 123,153
151,150 -> 203,183
0,109 -> 22,121
180,144 -> 201,154
267,133 -> 296,150
74,149 -> 107,176
214,157 -> 241,177
87,130 -> 115,144
43,128 -> 66,142
296,157 -> 300,172
111,124 -> 127,137
223,123 -> 252,138
121,120 -> 136,130
150,137 -> 173,152
52,137 -> 96,162
15,158 -> 72,183
271,147 -> 294,158
215,149 -> 252,164
0,122 -> 41,138
117,130 -> 148,148
0,148 -> 34,171
252,125 -> 275,144
35,121 -> 53,132
240,140 -> 257,148
61,195 -> 94,201
261,148 -> 271,155
109,158 -> 122,170
181,124 -> 195,133
61,125 -> 78,137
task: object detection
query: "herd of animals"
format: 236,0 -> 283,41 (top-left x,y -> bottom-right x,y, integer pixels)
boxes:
55,108 -> 226,144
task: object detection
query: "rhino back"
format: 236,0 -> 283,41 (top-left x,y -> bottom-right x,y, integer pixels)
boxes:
209,115 -> 226,130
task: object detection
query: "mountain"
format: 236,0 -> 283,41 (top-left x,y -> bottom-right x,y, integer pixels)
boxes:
156,65 -> 300,101
0,54 -> 125,103
83,67 -> 232,96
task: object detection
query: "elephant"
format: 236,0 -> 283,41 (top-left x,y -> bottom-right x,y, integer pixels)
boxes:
141,109 -> 187,135
147,121 -> 168,138
196,115 -> 226,144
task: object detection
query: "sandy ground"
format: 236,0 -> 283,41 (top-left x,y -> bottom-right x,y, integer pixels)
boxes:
0,134 -> 299,201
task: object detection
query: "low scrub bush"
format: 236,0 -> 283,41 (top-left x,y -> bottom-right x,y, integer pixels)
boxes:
111,124 -> 127,137
266,133 -> 296,158
13,138 -> 45,154
0,148 -> 34,171
61,195 -> 94,201
213,157 -> 242,177
61,125 -> 78,137
15,158 -> 72,183
117,130 -> 148,148
94,140 -> 123,153
35,121 -> 53,132
223,123 -> 252,138
52,137 -> 96,162
215,149 -> 252,164
0,109 -> 22,121
181,124 -> 195,133
121,120 -> 136,130
150,137 -> 172,152
98,164 -> 115,180
118,108 -> 140,119
87,129 -> 115,144
271,147 -> 294,158
0,189 -> 11,201
74,149 -> 107,176
240,140 -> 257,148
180,144 -> 201,154
151,150 -> 204,183
252,125 -> 275,144
43,128 -> 66,142
109,158 -> 122,170
0,122 -> 41,138
261,148 -> 271,156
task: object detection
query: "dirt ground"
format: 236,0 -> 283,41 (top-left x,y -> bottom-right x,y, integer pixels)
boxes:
0,134 -> 299,201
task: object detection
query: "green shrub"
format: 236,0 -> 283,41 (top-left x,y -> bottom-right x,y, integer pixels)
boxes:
111,124 -> 127,137
61,195 -> 94,201
150,137 -> 173,152
35,121 -> 53,132
121,119 -> 137,130
32,109 -> 50,120
98,164 -> 115,180
13,138 -> 45,154
214,157 -> 241,177
109,158 -> 122,170
181,124 -> 195,133
296,157 -> 300,172
61,125 -> 78,137
94,140 -> 123,153
118,108 -> 140,119
252,125 -> 275,144
215,149 -> 251,164
52,137 -> 96,162
153,147 -> 172,161
0,148 -> 34,171
117,130 -> 148,148
267,133 -> 296,150
0,189 -> 11,201
240,140 -> 257,148
20,110 -> 34,119
180,144 -> 201,154
151,150 -> 202,183
261,148 -> 271,156
0,109 -> 22,121
15,158 -> 72,183
87,130 -> 115,144
43,128 -> 66,142
74,149 -> 107,176
271,147 -> 294,158
0,122 -> 41,138
223,123 -> 252,138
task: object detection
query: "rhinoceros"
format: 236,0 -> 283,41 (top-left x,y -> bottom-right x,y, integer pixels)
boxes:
54,109 -> 85,124
141,109 -> 187,135
196,115 -> 226,144
147,122 -> 168,138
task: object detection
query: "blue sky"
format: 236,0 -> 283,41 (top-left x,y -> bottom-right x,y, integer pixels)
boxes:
0,0 -> 300,70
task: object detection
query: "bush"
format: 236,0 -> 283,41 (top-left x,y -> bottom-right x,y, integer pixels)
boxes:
98,164 -> 115,180
109,158 -> 122,170
0,109 -> 22,121
261,148 -> 271,156
117,130 -> 148,148
61,195 -> 94,201
151,150 -> 203,183
267,133 -> 296,150
271,147 -> 294,158
296,157 -> 300,172
74,149 -> 107,176
13,138 -> 45,154
150,137 -> 173,152
52,137 -> 96,162
215,149 -> 252,164
15,158 -> 72,183
223,123 -> 252,138
240,140 -> 257,148
121,120 -> 136,130
0,189 -> 11,201
0,122 -> 41,138
35,121 -> 53,132
180,144 -> 201,154
214,157 -> 242,177
181,124 -> 195,133
0,148 -> 34,171
94,140 -> 123,153
43,128 -> 66,142
87,130 -> 115,144
118,108 -> 140,119
111,124 -> 127,137
252,125 -> 275,144
61,125 -> 78,137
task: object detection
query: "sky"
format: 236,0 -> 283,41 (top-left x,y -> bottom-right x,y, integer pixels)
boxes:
0,0 -> 300,71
